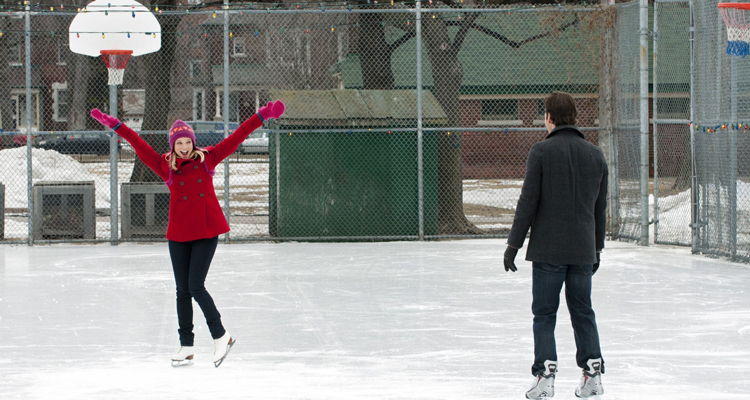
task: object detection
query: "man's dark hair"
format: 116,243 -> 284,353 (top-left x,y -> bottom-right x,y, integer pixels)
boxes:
544,91 -> 577,126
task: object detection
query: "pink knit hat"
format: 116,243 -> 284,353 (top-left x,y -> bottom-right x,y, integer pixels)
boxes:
169,120 -> 197,151
164,120 -> 214,186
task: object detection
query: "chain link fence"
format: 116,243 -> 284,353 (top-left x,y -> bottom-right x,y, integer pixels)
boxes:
611,0 -> 641,242
0,2 -> 611,244
692,0 -> 750,262
653,0 -> 691,246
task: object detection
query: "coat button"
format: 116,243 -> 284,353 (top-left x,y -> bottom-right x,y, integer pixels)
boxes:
180,181 -> 184,186
199,193 -> 204,198
197,179 -> 202,183
177,170 -> 182,175
194,165 -> 198,169
183,196 -> 187,200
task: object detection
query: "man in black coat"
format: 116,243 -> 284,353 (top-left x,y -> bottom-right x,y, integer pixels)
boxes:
504,91 -> 607,399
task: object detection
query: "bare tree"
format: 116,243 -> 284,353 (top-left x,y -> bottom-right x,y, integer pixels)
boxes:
130,0 -> 181,183
358,0 -> 577,234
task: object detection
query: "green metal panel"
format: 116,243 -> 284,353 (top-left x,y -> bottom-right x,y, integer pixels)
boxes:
269,130 -> 438,238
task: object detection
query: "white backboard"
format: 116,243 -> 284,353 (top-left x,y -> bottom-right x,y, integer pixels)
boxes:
68,0 -> 161,57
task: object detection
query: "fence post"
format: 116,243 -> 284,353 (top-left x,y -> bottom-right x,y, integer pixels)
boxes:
600,0 -> 617,239
688,0 -> 698,253
223,0 -> 231,244
109,86 -> 119,245
652,2 -> 659,244
729,28 -> 738,259
416,1 -> 423,240
25,2 -> 33,246
639,0 -> 650,246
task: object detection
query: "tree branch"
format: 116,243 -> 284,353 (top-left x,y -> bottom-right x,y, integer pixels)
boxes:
388,31 -> 417,56
453,17 -> 580,49
450,13 -> 481,57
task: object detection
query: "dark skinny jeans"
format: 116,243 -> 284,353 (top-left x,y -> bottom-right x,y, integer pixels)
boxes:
168,236 -> 226,346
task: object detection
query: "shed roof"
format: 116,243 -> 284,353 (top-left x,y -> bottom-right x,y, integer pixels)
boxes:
268,89 -> 448,126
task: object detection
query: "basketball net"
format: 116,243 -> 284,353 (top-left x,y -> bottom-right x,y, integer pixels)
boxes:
719,3 -> 750,57
101,50 -> 133,85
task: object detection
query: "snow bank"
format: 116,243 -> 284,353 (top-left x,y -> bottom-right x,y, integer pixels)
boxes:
0,147 -> 111,208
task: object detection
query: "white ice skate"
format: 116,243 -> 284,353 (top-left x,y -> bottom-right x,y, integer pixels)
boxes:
575,358 -> 604,398
526,360 -> 556,399
170,346 -> 195,367
212,332 -> 235,368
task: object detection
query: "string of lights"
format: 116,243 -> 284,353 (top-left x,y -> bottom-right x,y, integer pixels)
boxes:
0,1 -> 595,14
0,7 -> 571,37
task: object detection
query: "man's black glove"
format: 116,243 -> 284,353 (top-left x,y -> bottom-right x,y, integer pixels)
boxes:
504,246 -> 518,272
593,252 -> 601,275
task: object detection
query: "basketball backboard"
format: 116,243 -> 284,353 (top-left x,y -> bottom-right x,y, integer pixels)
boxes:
68,0 -> 161,57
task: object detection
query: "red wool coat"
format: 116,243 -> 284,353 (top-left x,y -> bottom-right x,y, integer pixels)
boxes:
115,114 -> 263,242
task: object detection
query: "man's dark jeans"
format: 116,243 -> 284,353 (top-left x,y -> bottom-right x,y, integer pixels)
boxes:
531,262 -> 604,376
168,236 -> 226,346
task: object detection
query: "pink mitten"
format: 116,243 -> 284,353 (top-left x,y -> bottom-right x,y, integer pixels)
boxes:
257,100 -> 285,121
90,108 -> 120,129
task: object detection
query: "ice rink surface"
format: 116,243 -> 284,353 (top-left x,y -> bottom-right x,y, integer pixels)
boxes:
0,240 -> 748,400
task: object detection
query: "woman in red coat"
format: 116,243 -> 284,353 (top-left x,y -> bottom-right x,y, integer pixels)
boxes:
91,100 -> 285,368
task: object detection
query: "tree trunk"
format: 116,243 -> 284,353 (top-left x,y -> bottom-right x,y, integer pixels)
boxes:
358,10 -> 395,90
66,53 -> 93,131
422,15 -> 482,234
131,7 -> 180,183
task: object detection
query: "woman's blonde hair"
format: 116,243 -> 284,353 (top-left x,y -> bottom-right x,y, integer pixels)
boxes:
166,148 -> 208,171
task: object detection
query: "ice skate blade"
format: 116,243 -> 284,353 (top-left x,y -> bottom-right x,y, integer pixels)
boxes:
575,393 -> 603,399
213,338 -> 236,368
171,359 -> 194,368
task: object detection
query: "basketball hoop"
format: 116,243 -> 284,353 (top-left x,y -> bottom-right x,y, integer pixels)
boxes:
719,3 -> 750,57
101,50 -> 133,85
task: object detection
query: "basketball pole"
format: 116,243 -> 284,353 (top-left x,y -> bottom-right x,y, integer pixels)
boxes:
110,84 -> 119,246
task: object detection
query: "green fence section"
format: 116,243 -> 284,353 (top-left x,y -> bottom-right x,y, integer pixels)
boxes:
269,130 -> 438,238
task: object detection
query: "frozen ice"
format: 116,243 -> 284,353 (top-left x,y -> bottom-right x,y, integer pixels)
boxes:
0,240 -> 748,399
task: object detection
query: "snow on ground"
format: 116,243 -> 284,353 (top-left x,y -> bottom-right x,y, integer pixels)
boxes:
0,240 -> 748,399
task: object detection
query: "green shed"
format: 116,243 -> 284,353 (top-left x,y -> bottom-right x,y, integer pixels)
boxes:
267,89 -> 447,238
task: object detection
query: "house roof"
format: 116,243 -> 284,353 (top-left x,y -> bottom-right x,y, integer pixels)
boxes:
268,89 -> 448,126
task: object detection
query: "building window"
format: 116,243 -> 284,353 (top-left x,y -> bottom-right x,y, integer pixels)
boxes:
533,99 -> 547,125
190,59 -> 202,79
193,89 -> 206,121
478,98 -> 522,126
57,38 -> 68,65
11,91 -> 40,130
656,96 -> 690,119
52,83 -> 69,122
482,99 -> 518,120
7,44 -> 22,66
232,37 -> 246,57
